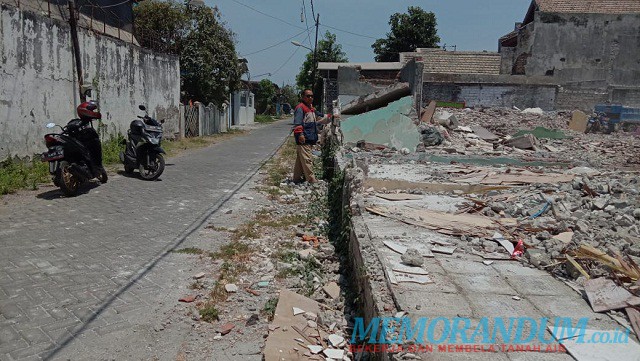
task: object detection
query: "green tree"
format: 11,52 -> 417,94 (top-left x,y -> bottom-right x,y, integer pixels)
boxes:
372,6 -> 440,62
133,0 -> 187,53
134,0 -> 242,105
255,79 -> 277,114
280,85 -> 298,107
296,31 -> 348,96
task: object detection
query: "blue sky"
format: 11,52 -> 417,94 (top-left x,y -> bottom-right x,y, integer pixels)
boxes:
208,0 -> 533,86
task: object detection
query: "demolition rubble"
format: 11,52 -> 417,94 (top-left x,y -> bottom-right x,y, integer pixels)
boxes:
335,96 -> 640,359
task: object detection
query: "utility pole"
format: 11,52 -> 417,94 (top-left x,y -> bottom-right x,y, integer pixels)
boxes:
311,13 -> 319,103
68,0 -> 85,102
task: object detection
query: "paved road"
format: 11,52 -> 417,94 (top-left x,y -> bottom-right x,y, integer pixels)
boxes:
0,120 -> 291,360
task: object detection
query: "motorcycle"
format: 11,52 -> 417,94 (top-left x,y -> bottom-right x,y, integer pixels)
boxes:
119,105 -> 166,180
41,100 -> 107,196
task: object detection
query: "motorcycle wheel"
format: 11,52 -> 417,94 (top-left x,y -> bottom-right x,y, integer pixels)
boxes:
58,161 -> 80,196
139,153 -> 165,181
98,168 -> 108,183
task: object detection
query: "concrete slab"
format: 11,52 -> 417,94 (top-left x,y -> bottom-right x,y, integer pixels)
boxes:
507,274 -> 572,296
397,291 -> 473,317
439,257 -> 501,276
449,272 -> 518,295
527,295 -> 620,330
492,262 -> 548,277
392,271 -> 458,293
467,294 -> 543,319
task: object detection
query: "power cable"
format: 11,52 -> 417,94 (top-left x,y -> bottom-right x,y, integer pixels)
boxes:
229,0 -> 305,30
320,24 -> 377,39
90,0 -> 130,8
271,46 -> 300,76
301,0 -> 313,48
240,29 -> 308,56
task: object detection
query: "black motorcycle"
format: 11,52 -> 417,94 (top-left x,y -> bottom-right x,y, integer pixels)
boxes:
119,105 -> 166,180
41,118 -> 108,196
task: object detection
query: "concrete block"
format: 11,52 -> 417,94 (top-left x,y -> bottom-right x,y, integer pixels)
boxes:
397,291 -> 473,318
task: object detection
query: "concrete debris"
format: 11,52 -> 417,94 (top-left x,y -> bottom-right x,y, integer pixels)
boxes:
549,326 -> 640,360
569,110 -> 589,133
584,278 -> 640,312
504,134 -> 538,150
522,107 -> 545,115
401,248 -> 424,266
225,283 -> 238,293
341,96 -> 420,151
419,125 -> 445,146
193,272 -> 206,279
322,282 -> 340,300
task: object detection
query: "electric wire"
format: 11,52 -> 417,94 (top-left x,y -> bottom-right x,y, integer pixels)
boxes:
271,46 -> 300,76
240,29 -> 308,56
301,0 -> 313,48
91,0 -> 131,8
320,24 -> 377,39
229,0 -> 305,30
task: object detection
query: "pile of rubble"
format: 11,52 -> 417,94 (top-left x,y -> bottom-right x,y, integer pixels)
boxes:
342,104 -> 640,330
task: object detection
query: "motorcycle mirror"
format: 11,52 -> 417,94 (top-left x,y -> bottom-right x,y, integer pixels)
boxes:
45,122 -> 56,129
138,105 -> 146,111
160,119 -> 165,124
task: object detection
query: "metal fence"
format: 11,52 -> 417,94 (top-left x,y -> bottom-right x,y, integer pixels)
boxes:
181,103 -> 228,138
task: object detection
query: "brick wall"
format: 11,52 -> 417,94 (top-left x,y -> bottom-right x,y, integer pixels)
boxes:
423,83 -> 557,110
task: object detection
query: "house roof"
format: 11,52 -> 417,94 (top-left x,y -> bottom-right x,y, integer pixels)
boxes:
534,0 -> 640,14
317,62 -> 403,71
408,49 -> 502,75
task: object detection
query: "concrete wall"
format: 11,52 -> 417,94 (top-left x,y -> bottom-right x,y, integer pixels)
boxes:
231,90 -> 255,126
0,4 -> 180,158
500,11 -> 640,109
524,12 -> 640,86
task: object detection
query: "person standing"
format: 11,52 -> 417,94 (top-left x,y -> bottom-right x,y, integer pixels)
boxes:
292,89 -> 330,183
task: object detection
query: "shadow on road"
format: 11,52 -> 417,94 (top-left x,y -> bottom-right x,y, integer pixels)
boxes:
36,182 -> 101,200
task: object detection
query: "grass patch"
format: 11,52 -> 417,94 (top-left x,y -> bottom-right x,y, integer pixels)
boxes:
262,297 -> 279,321
173,247 -> 206,255
255,115 -> 277,124
101,133 -> 126,165
0,157 -> 50,195
211,241 -> 252,260
264,137 -> 296,187
274,249 -> 298,263
189,281 -> 205,290
199,303 -> 220,323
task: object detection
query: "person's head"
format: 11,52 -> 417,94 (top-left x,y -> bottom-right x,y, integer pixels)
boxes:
301,89 -> 314,106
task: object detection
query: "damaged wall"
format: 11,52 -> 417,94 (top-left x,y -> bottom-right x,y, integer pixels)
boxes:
340,96 -> 420,151
500,11 -> 640,109
0,4 -> 180,158
422,74 -> 557,110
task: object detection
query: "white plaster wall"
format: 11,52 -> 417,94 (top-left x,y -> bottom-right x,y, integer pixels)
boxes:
0,5 -> 180,158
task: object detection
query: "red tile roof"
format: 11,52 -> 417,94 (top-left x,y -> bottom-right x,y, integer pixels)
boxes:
535,0 -> 640,14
